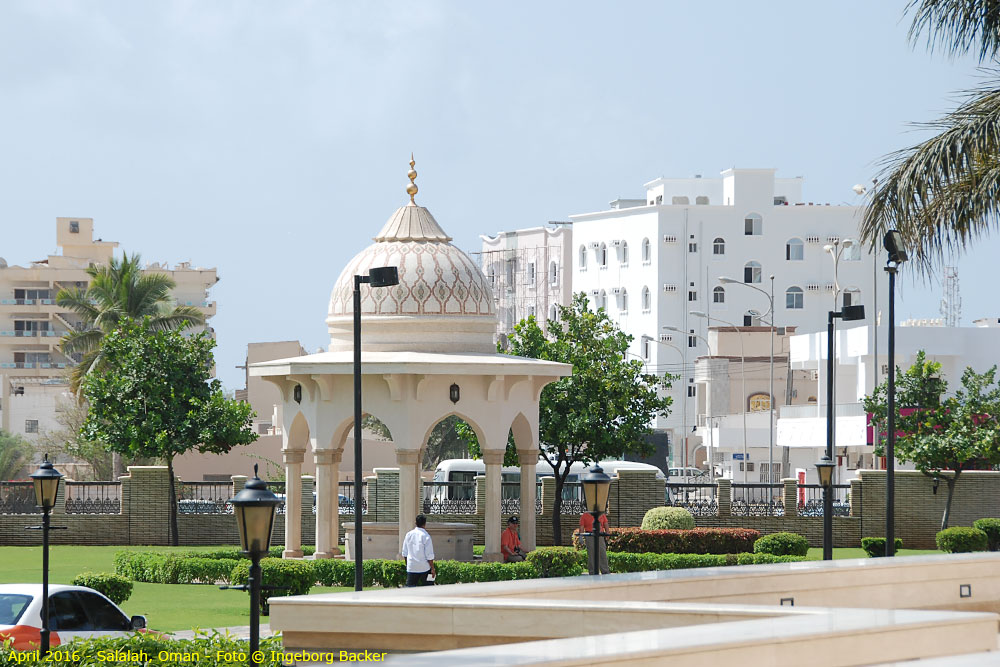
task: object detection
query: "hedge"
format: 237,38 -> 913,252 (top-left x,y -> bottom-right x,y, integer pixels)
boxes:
641,506 -> 695,530
582,527 -> 761,554
972,519 -> 1000,551
70,573 -> 133,605
936,527 -> 988,553
526,547 -> 586,577
231,558 -> 315,614
754,532 -> 809,557
860,537 -> 904,558
607,552 -> 803,573
114,552 -> 239,585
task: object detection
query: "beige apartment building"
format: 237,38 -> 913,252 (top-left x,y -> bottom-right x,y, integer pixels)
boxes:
1,217 -> 217,444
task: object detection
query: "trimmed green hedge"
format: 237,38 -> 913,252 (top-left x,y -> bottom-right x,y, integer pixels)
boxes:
641,506 -> 695,530
607,552 -> 804,573
860,537 -> 904,558
936,527 -> 988,553
526,547 -> 586,577
754,532 -> 809,557
70,573 -> 133,605
581,527 -> 760,554
231,558 -> 315,614
972,519 -> 1000,551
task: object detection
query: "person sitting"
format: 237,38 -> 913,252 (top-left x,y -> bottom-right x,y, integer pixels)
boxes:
501,515 -> 528,562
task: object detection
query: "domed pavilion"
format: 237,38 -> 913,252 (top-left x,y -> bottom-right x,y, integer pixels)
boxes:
250,159 -> 571,561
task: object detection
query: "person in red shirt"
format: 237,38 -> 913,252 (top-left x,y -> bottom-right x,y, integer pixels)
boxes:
501,516 -> 527,562
579,512 -> 610,574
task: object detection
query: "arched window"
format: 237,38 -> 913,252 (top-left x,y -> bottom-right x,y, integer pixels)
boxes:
549,261 -> 558,286
549,304 -> 558,321
843,287 -> 861,307
621,241 -> 629,266
713,237 -> 725,255
599,243 -> 608,268
786,286 -> 804,309
642,286 -> 651,311
598,289 -> 607,310
744,213 -> 762,236
642,238 -> 651,263
749,393 -> 771,413
744,261 -> 762,283
619,288 -> 628,313
579,245 -> 587,269
786,238 -> 804,260
713,286 -> 726,303
487,264 -> 496,287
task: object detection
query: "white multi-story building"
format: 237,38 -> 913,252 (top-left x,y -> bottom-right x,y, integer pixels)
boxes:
0,218 -> 218,442
477,224 -> 572,339
570,169 -> 884,470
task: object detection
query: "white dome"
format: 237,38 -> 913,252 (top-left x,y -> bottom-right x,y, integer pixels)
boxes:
326,202 -> 497,353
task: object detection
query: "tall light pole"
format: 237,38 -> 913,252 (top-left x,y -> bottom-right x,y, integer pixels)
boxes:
28,455 -> 63,657
690,312 -> 747,482
854,181 -> 881,469
719,275 -> 776,483
883,230 -> 908,557
823,238 -> 855,483
353,265 -> 399,591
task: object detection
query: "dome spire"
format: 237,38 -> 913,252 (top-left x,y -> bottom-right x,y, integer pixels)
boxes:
406,154 -> 418,204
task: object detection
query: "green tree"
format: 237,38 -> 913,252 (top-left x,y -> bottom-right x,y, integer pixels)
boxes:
57,252 -> 206,395
861,0 -> 1000,269
38,398 -> 113,480
864,350 -> 1000,529
504,294 -> 672,545
80,319 -> 258,545
0,431 -> 33,480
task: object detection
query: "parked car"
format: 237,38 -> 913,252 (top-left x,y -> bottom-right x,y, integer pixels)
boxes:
0,584 -> 146,650
667,467 -> 709,482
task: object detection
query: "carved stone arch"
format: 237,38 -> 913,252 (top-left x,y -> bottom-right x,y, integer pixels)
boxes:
418,411 -> 487,451
329,413 -> 395,451
510,412 -> 536,456
285,410 -> 311,452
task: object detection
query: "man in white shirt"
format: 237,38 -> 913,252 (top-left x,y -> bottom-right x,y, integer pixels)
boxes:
401,514 -> 436,587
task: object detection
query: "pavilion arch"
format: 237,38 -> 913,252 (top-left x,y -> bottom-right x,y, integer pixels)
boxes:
418,411 -> 487,453
285,411 -> 311,453
510,412 -> 536,458
329,412 -> 396,452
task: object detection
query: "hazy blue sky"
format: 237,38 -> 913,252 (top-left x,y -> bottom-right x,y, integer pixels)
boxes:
0,1 -> 993,390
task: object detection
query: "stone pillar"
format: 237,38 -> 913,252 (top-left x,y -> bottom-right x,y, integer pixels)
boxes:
314,449 -> 338,559
396,450 -> 421,556
483,449 -> 504,562
717,479 -> 732,518
782,478 -> 798,518
328,450 -> 342,555
850,478 -> 862,518
517,449 -> 537,552
282,450 -> 304,558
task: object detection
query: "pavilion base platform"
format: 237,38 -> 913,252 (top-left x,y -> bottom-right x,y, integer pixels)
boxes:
342,521 -> 475,561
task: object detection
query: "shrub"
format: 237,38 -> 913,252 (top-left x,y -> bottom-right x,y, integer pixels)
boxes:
380,560 -> 407,589
641,506 -> 695,530
113,552 -> 238,585
525,547 -> 586,578
860,537 -> 904,558
753,532 -> 809,557
603,527 -> 760,554
936,527 -> 988,553
71,573 -> 133,605
312,558 -> 355,587
231,558 -> 315,614
605,551 -> 805,573
973,519 -> 1000,551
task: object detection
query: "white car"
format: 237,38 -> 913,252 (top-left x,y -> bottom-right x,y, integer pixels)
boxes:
0,584 -> 146,650
667,467 -> 709,483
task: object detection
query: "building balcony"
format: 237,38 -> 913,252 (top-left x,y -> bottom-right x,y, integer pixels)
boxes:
0,331 -> 59,337
0,362 -> 68,369
0,299 -> 56,306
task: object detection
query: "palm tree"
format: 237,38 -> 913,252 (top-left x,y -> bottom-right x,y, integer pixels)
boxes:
57,253 -> 206,394
860,0 -> 1000,269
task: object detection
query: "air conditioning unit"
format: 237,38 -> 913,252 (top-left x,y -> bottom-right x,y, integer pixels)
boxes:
611,287 -> 623,295
663,284 -> 678,293
659,334 -> 673,342
589,241 -> 600,249
806,235 -> 821,244
663,235 -> 678,244
611,240 -> 623,247
590,289 -> 601,296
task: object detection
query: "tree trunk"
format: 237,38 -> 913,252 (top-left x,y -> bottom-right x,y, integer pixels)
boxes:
941,470 -> 960,531
111,452 -> 122,480
167,457 -> 179,546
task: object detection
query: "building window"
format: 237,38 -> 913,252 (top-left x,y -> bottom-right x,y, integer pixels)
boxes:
744,311 -> 757,326
598,290 -> 607,310
713,237 -> 725,255
549,304 -> 558,321
528,305 -> 536,319
744,213 -> 762,235
688,329 -> 696,348
749,393 -> 771,412
642,286 -> 651,312
527,262 -> 536,284
69,221 -> 79,233
25,419 -> 38,434
688,290 -> 697,302
786,238 -> 804,260
786,286 -> 804,309
642,337 -> 650,360
579,246 -> 587,270
713,286 -> 725,304
549,261 -> 558,286
688,242 -> 697,252
642,238 -> 651,263
619,289 -> 628,313
599,243 -> 607,268
621,241 -> 629,266
744,261 -> 762,284
688,385 -> 697,398
844,288 -> 860,307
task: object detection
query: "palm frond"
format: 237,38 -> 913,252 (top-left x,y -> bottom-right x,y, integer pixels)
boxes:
860,78 -> 1000,274
55,288 -> 100,324
906,0 -> 1000,62
148,306 -> 205,332
60,328 -> 104,357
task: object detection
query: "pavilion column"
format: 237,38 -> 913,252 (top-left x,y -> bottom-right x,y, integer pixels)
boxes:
396,449 -> 421,556
282,450 -> 304,558
483,449 -> 504,562
517,449 -> 537,552
314,449 -> 339,559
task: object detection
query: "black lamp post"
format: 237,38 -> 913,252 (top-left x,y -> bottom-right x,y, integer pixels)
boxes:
581,464 -> 611,575
29,455 -> 62,656
824,303 -> 864,561
815,455 -> 835,560
353,265 -> 399,591
883,230 -> 908,557
231,465 -> 281,667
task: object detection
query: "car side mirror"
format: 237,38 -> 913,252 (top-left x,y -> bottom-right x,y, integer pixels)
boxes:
130,615 -> 146,630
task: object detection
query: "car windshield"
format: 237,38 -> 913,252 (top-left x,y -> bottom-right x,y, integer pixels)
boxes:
0,594 -> 31,625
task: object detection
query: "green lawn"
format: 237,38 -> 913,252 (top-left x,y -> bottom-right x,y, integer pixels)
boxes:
804,547 -> 941,560
0,545 -> 353,632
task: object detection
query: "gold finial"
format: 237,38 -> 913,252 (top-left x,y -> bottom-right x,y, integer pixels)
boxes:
406,153 -> 418,204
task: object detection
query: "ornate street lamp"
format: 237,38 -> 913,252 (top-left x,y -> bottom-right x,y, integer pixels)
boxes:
29,455 -> 63,656
581,465 -> 611,575
883,229 -> 908,557
353,265 -> 399,591
231,465 -> 281,667
815,455 -> 835,560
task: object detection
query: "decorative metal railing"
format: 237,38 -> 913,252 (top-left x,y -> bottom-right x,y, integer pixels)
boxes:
665,483 -> 719,517
797,484 -> 852,517
499,482 -> 543,515
65,481 -> 121,514
265,481 -> 287,515
558,482 -> 587,515
421,481 -> 476,514
731,483 -> 785,517
177,481 -> 233,514
0,481 -> 37,514
338,481 -> 368,515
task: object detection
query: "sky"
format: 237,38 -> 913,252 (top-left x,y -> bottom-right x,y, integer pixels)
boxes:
0,1 -> 994,390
